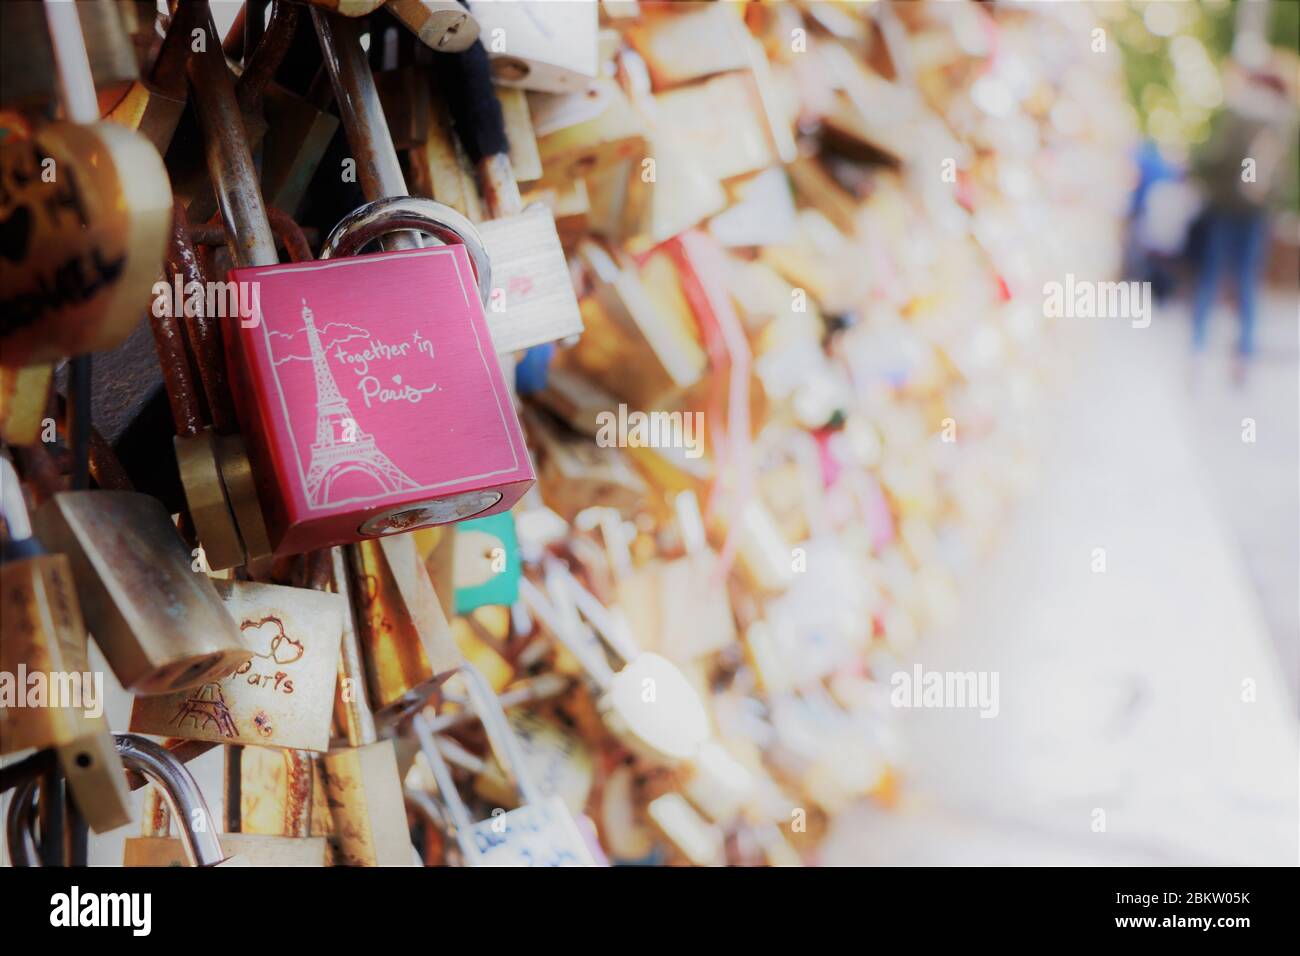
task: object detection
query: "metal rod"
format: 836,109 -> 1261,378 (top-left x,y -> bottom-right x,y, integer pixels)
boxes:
187,1 -> 279,267
43,0 -> 99,125
311,9 -> 421,251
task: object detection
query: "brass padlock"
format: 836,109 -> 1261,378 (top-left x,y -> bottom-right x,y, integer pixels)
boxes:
320,547 -> 417,866
32,490 -> 251,696
0,364 -> 54,448
125,748 -> 328,866
113,733 -> 231,866
531,77 -> 645,181
526,408 -> 647,522
349,533 -> 461,724
0,457 -> 131,834
411,662 -> 597,866
130,580 -> 345,751
410,92 -> 483,220
147,235 -> 246,573
574,241 -> 707,408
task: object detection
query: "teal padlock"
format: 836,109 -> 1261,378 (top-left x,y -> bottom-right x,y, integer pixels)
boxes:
453,512 -> 521,613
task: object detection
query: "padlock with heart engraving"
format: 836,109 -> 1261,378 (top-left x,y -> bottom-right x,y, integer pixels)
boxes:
0,457 -> 131,834
411,662 -> 597,866
0,0 -> 171,367
225,197 -> 535,556
129,580 -> 345,751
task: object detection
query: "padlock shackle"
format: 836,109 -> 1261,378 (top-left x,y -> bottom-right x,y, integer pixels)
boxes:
5,777 -> 41,866
460,662 -> 547,808
330,546 -> 379,747
319,196 -> 493,306
168,200 -> 240,435
411,662 -> 549,861
421,672 -> 570,734
114,734 -> 226,866
411,712 -> 476,857
150,0 -> 203,99
234,0 -> 298,115
517,575 -> 616,691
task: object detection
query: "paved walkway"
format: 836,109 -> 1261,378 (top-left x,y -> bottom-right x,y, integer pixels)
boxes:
826,297 -> 1298,866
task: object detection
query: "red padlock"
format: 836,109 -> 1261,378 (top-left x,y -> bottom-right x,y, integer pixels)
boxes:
226,197 -> 534,556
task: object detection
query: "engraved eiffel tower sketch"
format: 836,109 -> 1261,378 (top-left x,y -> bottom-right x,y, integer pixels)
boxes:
171,682 -> 238,738
298,299 -> 418,506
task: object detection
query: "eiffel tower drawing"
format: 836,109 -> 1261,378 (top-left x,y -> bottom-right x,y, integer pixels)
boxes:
297,299 -> 418,506
171,682 -> 238,738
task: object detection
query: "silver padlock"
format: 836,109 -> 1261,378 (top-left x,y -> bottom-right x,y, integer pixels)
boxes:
411,662 -> 596,867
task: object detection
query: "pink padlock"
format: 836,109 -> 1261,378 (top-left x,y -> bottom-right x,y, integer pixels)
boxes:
226,198 -> 534,556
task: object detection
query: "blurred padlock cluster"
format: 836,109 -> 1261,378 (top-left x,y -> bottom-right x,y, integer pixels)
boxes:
0,1 -> 1134,867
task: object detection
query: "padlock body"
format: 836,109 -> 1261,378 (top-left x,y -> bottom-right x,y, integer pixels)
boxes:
227,245 -> 534,557
0,122 -> 171,366
319,740 -> 415,866
123,834 -> 327,866
130,580 -> 344,751
0,553 -> 132,832
32,491 -> 252,696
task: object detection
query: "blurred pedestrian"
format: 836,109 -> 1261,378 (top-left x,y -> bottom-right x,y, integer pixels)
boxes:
1189,58 -> 1297,385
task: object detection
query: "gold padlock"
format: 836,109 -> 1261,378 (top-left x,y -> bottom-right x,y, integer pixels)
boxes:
320,547 -> 418,866
0,457 -> 131,834
125,748 -> 328,866
348,534 -> 461,724
32,490 -> 252,696
613,491 -> 738,665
